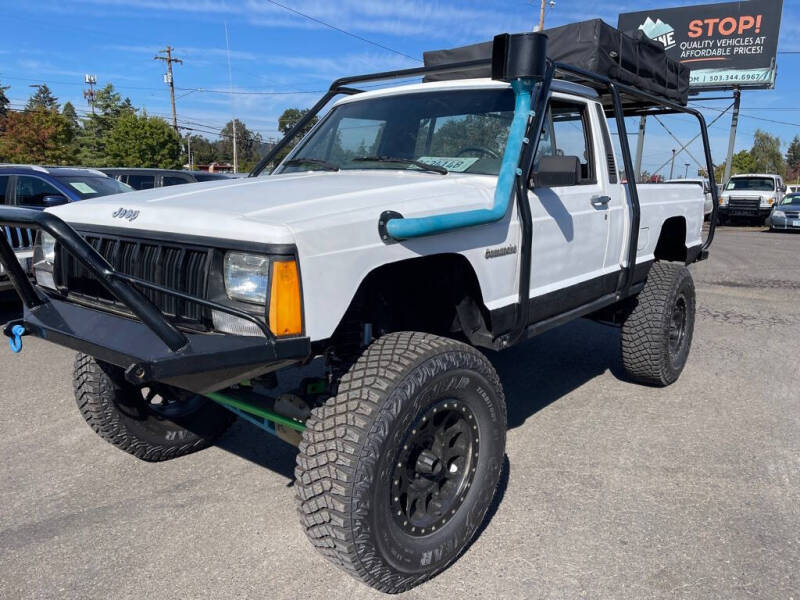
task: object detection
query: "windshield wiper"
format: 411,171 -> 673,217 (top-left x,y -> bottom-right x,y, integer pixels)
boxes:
352,155 -> 448,175
283,157 -> 340,171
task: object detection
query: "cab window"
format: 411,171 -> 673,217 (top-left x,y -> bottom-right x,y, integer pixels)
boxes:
125,174 -> 156,190
0,176 -> 9,204
14,176 -> 62,207
162,175 -> 191,187
535,100 -> 596,185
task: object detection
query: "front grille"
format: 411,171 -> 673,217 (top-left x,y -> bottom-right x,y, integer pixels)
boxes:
3,226 -> 35,250
727,197 -> 760,212
55,233 -> 213,326
784,211 -> 800,219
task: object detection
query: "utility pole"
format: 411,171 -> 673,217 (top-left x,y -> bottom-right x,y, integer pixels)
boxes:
684,163 -> 690,178
154,46 -> 183,132
722,87 -> 741,186
634,115 -> 647,183
83,74 -> 97,115
669,148 -> 676,179
534,0 -> 554,31
224,23 -> 238,174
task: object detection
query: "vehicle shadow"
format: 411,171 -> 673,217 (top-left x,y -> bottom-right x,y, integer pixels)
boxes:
215,318 -> 623,481
487,317 -> 623,429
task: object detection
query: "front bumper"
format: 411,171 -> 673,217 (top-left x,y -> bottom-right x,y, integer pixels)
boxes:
718,205 -> 773,218
0,208 -> 310,394
769,213 -> 800,231
0,248 -> 33,292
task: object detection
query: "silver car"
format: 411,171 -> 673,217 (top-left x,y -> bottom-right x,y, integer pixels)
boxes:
768,193 -> 800,232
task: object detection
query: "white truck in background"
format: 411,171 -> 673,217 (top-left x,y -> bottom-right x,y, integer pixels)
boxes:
719,172 -> 786,225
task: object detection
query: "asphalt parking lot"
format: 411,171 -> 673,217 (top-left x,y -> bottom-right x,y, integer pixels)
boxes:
0,226 -> 798,599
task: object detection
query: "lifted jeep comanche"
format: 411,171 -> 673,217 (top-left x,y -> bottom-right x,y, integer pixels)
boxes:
0,26 -> 718,593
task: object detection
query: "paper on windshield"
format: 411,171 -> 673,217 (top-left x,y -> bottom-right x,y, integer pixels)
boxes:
69,182 -> 97,194
417,157 -> 479,173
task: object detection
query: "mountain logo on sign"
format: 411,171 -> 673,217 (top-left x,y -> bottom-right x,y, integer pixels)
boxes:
638,17 -> 676,50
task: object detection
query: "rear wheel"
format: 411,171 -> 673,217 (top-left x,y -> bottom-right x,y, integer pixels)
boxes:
620,262 -> 696,387
295,332 -> 506,593
73,353 -> 236,461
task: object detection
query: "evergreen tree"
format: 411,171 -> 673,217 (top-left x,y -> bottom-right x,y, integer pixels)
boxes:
77,83 -> 135,165
0,81 -> 10,118
25,84 -> 59,111
786,135 -> 800,182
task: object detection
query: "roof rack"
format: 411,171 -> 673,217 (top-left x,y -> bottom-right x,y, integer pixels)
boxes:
423,19 -> 690,111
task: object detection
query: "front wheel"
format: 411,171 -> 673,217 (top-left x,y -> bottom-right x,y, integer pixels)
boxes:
295,332 -> 506,593
73,353 -> 236,461
620,262 -> 696,386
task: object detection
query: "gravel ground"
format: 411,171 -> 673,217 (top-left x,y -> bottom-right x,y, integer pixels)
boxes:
0,226 -> 798,599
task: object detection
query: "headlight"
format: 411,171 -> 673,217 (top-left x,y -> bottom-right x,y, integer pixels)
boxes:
33,231 -> 57,290
719,196 -> 728,205
224,251 -> 269,304
218,252 -> 303,337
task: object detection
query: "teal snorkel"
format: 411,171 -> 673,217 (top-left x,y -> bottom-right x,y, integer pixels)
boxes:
379,32 -> 549,242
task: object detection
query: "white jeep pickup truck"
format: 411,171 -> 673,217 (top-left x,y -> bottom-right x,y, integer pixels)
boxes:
0,24 -> 717,593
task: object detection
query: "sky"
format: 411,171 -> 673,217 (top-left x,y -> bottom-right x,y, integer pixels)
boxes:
0,0 -> 798,177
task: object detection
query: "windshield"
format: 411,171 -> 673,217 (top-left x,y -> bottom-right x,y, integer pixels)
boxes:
281,89 -> 515,176
56,176 -> 133,199
780,194 -> 800,206
725,177 -> 775,192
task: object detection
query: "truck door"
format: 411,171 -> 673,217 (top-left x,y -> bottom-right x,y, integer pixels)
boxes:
526,97 -> 614,318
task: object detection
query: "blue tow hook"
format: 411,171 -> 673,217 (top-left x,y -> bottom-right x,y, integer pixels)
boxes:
9,325 -> 26,353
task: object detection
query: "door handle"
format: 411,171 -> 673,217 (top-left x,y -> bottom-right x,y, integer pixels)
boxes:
591,195 -> 611,207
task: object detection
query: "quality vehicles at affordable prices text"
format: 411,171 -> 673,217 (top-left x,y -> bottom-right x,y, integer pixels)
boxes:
0,21 -> 718,593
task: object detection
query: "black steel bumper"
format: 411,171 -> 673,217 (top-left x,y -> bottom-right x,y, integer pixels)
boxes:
718,206 -> 772,218
0,207 -> 310,394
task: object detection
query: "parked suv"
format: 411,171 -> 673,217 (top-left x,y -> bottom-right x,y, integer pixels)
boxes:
719,173 -> 785,224
100,168 -> 235,190
0,165 -> 131,291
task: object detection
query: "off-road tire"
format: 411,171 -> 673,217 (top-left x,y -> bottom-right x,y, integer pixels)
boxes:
296,332 -> 506,593
621,262 -> 696,386
73,353 -> 236,461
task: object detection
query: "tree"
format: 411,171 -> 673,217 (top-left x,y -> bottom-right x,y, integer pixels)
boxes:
0,108 -> 75,164
786,135 -> 800,182
0,81 -> 9,118
103,111 -> 182,168
274,108 -> 318,162
217,119 -> 263,170
25,84 -> 59,111
186,134 -> 218,166
715,149 -> 757,182
77,83 -> 135,165
749,129 -> 785,176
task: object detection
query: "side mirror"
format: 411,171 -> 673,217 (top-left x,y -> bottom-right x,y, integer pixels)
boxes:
41,195 -> 69,207
531,155 -> 580,187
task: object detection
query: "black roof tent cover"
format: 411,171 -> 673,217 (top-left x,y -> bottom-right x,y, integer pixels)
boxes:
423,19 -> 690,106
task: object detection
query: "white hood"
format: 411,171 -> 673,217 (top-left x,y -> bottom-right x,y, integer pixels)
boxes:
48,170 -> 495,246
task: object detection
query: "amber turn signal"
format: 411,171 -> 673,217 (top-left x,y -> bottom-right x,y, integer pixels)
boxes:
268,260 -> 303,336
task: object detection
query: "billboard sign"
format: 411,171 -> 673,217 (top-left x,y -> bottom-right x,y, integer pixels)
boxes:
619,0 -> 784,90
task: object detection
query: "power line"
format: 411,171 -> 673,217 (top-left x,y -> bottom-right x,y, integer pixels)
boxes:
692,103 -> 800,128
260,0 -> 421,62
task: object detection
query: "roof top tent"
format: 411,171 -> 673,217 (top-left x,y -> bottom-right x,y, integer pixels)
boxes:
423,19 -> 691,112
